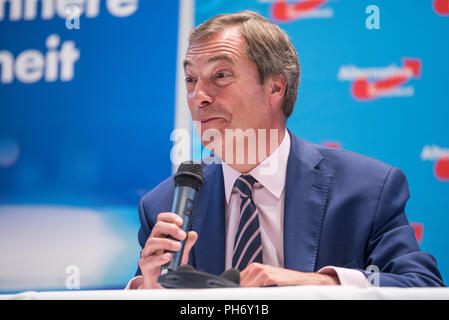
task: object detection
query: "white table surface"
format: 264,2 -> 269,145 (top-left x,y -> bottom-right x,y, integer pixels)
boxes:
2,286 -> 449,300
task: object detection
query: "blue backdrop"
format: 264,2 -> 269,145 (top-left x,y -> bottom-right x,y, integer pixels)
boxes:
194,0 -> 449,284
0,0 -> 448,292
0,0 -> 179,292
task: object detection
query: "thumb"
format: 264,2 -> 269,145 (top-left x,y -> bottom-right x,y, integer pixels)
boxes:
181,230 -> 198,265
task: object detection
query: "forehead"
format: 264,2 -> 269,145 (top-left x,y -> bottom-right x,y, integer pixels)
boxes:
184,26 -> 247,69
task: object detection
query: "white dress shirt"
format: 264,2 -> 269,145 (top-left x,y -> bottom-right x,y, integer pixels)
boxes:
222,129 -> 290,269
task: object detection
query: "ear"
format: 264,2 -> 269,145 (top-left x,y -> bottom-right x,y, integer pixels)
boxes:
268,74 -> 287,108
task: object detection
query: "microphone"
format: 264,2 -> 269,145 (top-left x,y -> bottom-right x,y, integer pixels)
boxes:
162,161 -> 204,274
157,162 -> 240,289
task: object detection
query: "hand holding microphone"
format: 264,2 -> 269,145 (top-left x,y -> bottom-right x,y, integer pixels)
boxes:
138,212 -> 198,289
138,161 -> 203,289
138,161 -> 239,289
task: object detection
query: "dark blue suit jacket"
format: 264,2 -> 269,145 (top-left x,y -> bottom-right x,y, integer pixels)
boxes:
136,130 -> 445,287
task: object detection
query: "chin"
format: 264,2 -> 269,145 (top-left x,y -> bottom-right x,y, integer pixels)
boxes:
199,120 -> 228,134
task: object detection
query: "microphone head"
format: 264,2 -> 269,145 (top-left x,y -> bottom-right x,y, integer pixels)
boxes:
220,268 -> 240,285
174,161 -> 204,190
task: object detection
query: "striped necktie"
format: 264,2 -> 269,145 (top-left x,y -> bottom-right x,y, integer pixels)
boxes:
232,175 -> 263,271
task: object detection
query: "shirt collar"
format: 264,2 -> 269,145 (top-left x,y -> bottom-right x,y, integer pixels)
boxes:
222,129 -> 291,204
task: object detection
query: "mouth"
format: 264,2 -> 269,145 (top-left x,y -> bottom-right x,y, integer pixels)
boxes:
198,117 -> 224,124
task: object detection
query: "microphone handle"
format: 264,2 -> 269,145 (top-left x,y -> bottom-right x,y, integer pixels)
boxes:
162,185 -> 197,273
167,209 -> 192,270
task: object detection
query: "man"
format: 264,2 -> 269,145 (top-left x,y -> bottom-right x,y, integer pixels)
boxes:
127,11 -> 444,289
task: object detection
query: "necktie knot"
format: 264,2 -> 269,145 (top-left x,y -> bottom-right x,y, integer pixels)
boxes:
234,175 -> 257,199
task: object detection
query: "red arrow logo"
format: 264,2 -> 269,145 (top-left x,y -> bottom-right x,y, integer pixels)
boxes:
434,157 -> 449,181
322,141 -> 341,149
433,0 -> 449,15
271,0 -> 329,22
351,58 -> 421,101
410,223 -> 424,243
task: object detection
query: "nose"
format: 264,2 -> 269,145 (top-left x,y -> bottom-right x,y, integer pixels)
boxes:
190,78 -> 213,108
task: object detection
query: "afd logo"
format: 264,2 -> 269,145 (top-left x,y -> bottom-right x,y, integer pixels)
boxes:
410,223 -> 424,243
322,141 -> 341,149
433,0 -> 449,15
421,145 -> 449,181
268,0 -> 335,22
337,58 -> 422,101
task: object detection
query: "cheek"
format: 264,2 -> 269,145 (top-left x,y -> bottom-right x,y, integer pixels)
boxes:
234,88 -> 268,121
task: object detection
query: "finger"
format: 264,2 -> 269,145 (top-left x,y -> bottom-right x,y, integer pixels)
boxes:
141,237 -> 182,258
139,253 -> 170,289
240,263 -> 269,287
157,212 -> 183,226
139,252 -> 172,273
240,262 -> 259,280
240,266 -> 256,287
241,270 -> 265,287
181,231 -> 198,265
150,221 -> 187,241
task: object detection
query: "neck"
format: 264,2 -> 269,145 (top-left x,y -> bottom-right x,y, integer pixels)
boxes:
221,126 -> 286,173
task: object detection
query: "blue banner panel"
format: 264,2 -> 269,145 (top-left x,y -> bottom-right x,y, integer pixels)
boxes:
194,0 -> 449,283
0,0 -> 179,292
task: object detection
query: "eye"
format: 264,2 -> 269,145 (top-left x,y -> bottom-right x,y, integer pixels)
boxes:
212,71 -> 233,85
215,72 -> 229,79
185,76 -> 196,83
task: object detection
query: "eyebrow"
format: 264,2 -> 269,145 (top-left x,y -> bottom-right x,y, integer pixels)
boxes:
183,54 -> 236,70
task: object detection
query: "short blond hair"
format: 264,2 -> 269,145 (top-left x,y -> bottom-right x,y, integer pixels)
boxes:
189,10 -> 300,118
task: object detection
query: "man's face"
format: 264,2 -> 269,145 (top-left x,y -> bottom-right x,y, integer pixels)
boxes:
184,26 -> 279,144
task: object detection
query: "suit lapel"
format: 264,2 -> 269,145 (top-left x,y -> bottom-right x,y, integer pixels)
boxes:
283,131 -> 332,272
190,160 -> 226,275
